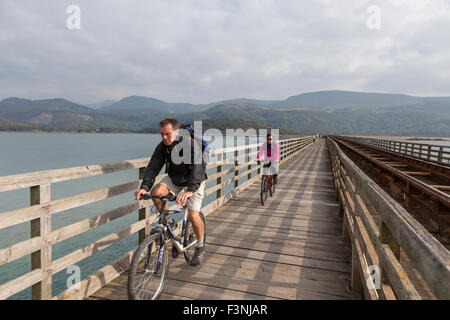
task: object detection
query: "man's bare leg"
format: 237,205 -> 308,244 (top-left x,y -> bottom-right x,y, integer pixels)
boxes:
188,208 -> 205,266
188,209 -> 204,241
151,183 -> 170,212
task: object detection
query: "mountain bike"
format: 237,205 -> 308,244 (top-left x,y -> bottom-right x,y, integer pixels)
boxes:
127,193 -> 206,300
260,160 -> 276,205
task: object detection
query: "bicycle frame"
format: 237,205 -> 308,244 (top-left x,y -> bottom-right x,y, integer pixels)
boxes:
267,175 -> 272,189
149,196 -> 198,255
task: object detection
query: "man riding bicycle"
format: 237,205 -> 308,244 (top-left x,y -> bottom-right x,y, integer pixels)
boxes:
134,118 -> 207,266
256,133 -> 280,184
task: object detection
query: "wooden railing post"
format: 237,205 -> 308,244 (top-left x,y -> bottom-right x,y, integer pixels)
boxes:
30,184 -> 52,300
257,141 -> 263,175
437,146 -> 443,164
217,153 -> 223,199
247,147 -> 252,180
138,167 -> 149,244
234,150 -> 239,188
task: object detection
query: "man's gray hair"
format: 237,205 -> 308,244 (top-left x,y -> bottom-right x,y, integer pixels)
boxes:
159,118 -> 180,129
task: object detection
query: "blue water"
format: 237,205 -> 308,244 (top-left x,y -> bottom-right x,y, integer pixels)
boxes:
0,132 -> 260,299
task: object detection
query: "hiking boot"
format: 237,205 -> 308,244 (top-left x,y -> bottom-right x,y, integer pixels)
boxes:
273,175 -> 278,185
190,246 -> 205,266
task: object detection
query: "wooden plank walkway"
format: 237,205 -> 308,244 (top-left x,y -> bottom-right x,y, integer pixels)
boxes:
88,140 -> 360,300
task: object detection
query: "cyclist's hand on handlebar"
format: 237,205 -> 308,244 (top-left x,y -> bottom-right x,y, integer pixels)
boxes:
134,188 -> 148,200
176,191 -> 193,207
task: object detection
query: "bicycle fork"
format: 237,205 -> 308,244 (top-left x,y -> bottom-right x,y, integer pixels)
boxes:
152,235 -> 166,275
154,246 -> 164,274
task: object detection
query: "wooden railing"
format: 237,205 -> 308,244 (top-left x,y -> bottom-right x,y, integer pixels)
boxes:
0,136 -> 313,300
341,136 -> 450,166
327,137 -> 450,300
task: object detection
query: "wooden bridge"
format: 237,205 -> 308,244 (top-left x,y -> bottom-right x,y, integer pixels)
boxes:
0,135 -> 448,300
89,140 -> 357,300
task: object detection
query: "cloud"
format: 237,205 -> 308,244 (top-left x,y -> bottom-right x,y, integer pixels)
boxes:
0,0 -> 449,104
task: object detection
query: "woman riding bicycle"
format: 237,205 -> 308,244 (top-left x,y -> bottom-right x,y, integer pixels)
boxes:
256,133 -> 280,184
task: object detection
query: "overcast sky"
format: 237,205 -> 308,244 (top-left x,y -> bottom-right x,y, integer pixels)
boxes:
1,0 -> 450,105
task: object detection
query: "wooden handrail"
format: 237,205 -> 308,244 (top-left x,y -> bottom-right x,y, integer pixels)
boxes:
327,138 -> 450,300
0,135 -> 313,300
339,136 -> 450,166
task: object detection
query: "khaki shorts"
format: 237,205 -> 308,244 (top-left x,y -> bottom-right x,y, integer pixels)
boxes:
158,175 -> 205,212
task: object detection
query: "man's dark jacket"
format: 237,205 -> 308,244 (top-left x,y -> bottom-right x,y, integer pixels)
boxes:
139,134 -> 207,193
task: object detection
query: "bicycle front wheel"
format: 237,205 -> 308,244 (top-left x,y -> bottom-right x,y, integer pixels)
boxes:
127,233 -> 169,300
260,176 -> 268,205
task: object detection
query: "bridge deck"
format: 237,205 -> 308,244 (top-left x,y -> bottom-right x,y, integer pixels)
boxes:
88,141 -> 359,300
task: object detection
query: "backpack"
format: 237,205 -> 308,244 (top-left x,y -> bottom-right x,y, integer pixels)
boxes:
180,124 -> 210,163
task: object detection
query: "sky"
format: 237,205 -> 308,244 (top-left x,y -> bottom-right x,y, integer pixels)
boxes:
1,0 -> 450,105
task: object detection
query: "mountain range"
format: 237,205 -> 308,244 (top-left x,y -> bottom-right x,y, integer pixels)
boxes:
1,90 -> 449,136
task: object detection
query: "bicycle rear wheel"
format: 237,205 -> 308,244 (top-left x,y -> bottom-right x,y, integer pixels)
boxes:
127,233 -> 168,300
183,211 -> 206,264
260,176 -> 268,205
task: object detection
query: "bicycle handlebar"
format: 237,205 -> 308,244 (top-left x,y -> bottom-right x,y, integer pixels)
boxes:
140,193 -> 177,202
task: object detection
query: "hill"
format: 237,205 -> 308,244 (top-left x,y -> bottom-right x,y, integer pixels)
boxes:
0,97 -> 93,122
99,95 -> 209,113
272,90 -> 424,109
1,90 -> 449,135
188,103 -> 450,136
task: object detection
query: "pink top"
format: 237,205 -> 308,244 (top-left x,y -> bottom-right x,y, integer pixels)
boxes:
257,142 -> 280,161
